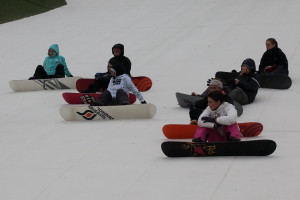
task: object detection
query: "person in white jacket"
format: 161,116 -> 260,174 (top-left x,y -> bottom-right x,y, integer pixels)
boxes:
193,91 -> 241,142
92,63 -> 146,106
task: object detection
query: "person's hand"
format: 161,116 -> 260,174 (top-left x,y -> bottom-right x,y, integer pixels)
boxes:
201,117 -> 216,123
207,78 -> 214,86
234,79 -> 240,84
191,92 -> 197,96
141,100 -> 147,104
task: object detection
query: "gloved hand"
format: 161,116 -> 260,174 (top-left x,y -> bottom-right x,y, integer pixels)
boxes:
264,65 -> 276,72
231,69 -> 238,73
201,117 -> 216,123
95,73 -> 102,80
141,100 -> 147,104
69,74 -> 73,77
206,78 -> 215,86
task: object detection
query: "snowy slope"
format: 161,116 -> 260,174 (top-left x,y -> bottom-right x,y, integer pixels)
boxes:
1,0 -> 300,199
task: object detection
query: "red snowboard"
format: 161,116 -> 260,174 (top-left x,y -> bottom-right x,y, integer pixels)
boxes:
76,76 -> 152,93
62,92 -> 136,104
162,122 -> 263,139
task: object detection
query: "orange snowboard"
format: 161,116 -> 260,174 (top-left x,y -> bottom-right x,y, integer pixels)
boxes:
162,122 -> 263,139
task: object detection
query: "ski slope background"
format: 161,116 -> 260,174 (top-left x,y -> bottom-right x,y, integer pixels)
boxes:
1,0 -> 300,199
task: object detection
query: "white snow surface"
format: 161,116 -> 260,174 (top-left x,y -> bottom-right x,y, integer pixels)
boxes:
1,0 -> 300,199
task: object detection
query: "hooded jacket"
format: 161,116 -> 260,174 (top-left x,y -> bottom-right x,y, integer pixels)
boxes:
108,44 -> 131,76
198,102 -> 238,128
43,44 -> 72,77
107,64 -> 144,102
259,47 -> 288,74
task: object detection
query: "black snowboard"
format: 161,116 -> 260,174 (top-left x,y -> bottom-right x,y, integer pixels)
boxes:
161,140 -> 276,157
215,71 -> 292,89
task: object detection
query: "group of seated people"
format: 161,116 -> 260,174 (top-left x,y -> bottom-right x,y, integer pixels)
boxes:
190,38 -> 289,142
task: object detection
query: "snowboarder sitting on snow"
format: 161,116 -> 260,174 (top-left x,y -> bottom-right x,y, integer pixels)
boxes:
258,38 -> 289,75
226,58 -> 259,105
91,63 -> 146,106
193,90 -> 241,143
29,44 -> 73,79
189,79 -> 233,125
83,43 -> 131,93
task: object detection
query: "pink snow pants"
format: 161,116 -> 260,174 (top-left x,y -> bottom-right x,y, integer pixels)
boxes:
194,123 -> 241,142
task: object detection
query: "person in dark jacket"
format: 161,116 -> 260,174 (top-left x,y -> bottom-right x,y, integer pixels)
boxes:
83,43 -> 131,93
258,38 -> 288,75
189,79 -> 233,124
227,58 -> 260,105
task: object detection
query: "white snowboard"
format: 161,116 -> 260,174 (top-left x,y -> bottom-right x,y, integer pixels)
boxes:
9,77 -> 81,92
60,104 -> 157,121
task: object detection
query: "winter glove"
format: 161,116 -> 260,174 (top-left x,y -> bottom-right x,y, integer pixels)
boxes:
264,65 -> 276,73
95,73 -> 102,80
201,117 -> 216,123
141,100 -> 147,104
206,78 -> 215,86
69,74 -> 73,77
231,69 -> 238,73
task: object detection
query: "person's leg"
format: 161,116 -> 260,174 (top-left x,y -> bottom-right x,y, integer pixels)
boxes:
224,123 -> 241,141
115,89 -> 129,105
229,87 -> 248,105
193,127 -> 208,142
29,65 -> 48,79
94,90 -> 113,106
55,64 -> 65,78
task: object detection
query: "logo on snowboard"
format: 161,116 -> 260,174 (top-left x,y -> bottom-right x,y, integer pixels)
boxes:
76,107 -> 114,120
34,79 -> 70,90
76,110 -> 97,120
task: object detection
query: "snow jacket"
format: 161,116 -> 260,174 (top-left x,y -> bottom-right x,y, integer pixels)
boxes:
236,74 -> 259,104
198,102 -> 238,128
108,44 -> 131,76
43,44 -> 72,77
107,64 -> 144,102
258,47 -> 288,75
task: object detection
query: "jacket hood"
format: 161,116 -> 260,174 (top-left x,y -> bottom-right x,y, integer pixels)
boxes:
112,43 -> 124,56
111,63 -> 126,77
241,58 -> 256,74
48,44 -> 60,56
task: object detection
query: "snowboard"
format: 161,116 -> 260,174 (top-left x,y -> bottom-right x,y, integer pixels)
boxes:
62,92 -> 137,104
161,140 -> 276,157
76,76 -> 152,92
60,104 -> 156,121
9,76 -> 81,92
215,71 -> 292,89
176,92 -> 243,117
162,122 -> 263,139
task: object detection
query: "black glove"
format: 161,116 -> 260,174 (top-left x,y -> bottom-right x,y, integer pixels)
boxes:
206,78 -> 215,86
141,100 -> 147,104
226,79 -> 236,86
69,74 -> 73,77
231,69 -> 237,73
95,73 -> 102,80
201,117 -> 216,123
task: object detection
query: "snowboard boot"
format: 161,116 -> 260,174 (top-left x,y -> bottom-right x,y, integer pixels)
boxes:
190,120 -> 198,125
192,137 -> 204,143
226,132 -> 241,142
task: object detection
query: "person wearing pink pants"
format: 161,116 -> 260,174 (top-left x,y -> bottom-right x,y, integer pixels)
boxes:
193,91 -> 241,142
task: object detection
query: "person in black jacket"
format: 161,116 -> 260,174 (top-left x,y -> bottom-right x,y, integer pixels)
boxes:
258,38 -> 288,75
226,58 -> 260,105
83,43 -> 132,93
189,79 -> 233,124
